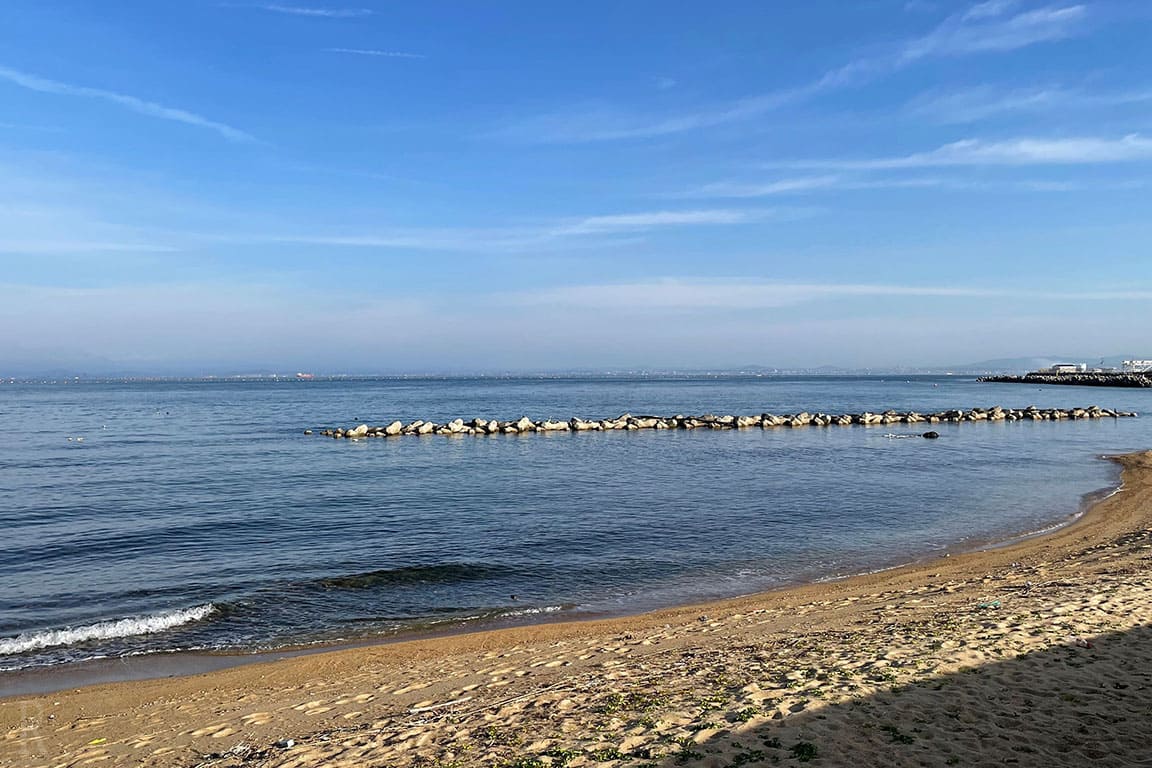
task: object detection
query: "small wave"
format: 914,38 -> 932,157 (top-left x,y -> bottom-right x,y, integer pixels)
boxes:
0,605 -> 216,655
317,563 -> 509,590
499,604 -> 568,618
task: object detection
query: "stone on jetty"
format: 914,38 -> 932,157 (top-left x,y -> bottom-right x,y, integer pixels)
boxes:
981,371 -> 1152,388
314,404 -> 1136,440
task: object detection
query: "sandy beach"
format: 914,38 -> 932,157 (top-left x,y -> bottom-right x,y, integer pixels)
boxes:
4,450 -> 1152,768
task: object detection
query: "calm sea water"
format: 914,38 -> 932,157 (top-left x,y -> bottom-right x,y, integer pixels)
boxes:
1,376 -> 1149,676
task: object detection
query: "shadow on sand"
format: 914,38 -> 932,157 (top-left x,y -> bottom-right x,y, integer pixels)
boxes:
651,624 -> 1152,768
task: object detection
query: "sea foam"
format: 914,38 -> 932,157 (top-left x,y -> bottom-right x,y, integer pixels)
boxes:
0,604 -> 215,655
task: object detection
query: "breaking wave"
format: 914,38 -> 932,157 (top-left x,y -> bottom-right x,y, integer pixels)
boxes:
0,605 -> 216,655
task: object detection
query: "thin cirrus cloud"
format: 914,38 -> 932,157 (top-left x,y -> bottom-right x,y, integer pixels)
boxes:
681,176 -> 946,198
495,1 -> 1090,143
768,134 -> 1152,170
899,2 -> 1085,58
214,209 -> 781,252
680,174 -> 1146,199
0,240 -> 178,255
0,66 -> 254,143
521,278 -> 1152,311
551,209 -> 777,236
909,84 -> 1152,123
257,4 -> 373,17
324,48 -> 426,59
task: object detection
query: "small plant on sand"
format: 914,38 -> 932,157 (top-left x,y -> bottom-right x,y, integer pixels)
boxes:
542,747 -> 579,766
762,736 -> 783,749
597,690 -> 669,715
730,749 -> 768,766
496,757 -> 545,768
730,706 -> 761,723
695,692 -> 729,710
880,725 -> 915,744
483,726 -> 520,747
589,746 -> 626,761
672,735 -> 704,763
789,741 -> 818,762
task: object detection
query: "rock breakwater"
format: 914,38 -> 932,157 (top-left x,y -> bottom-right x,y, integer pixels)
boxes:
311,405 -> 1136,439
981,372 -> 1152,388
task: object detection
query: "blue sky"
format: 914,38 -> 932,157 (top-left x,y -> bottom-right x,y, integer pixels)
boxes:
2,0 -> 1150,373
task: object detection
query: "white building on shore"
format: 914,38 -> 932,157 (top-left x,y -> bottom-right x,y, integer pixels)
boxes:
1123,360 -> 1152,373
1045,363 -> 1087,374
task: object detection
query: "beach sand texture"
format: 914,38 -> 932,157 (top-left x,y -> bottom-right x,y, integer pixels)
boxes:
4,450 -> 1152,768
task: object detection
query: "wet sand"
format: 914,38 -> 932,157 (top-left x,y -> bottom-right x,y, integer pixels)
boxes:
4,450 -> 1152,767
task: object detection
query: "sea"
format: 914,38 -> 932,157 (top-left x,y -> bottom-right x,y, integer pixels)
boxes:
1,375 -> 1149,689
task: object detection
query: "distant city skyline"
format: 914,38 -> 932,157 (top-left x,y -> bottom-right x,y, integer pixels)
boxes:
2,1 -> 1150,374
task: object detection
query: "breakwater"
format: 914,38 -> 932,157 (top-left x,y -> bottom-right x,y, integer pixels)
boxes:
981,372 -> 1152,388
311,404 -> 1137,439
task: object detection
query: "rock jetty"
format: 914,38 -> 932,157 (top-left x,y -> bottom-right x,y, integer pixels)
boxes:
981,372 -> 1152,388
313,405 -> 1137,439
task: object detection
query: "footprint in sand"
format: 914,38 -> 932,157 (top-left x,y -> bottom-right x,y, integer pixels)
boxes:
189,723 -> 236,738
71,748 -> 110,763
69,717 -> 108,731
241,712 -> 273,726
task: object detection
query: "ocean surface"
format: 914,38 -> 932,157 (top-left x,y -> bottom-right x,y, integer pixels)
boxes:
1,376 -> 1149,680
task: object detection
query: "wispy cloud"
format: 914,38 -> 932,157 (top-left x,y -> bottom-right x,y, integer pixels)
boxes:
0,66 -> 254,143
324,48 -> 425,59
682,176 -> 944,198
206,208 -> 782,253
682,173 -> 1145,198
257,4 -> 373,17
769,134 -> 1152,169
909,84 -> 1152,123
0,240 -> 178,255
812,2 -> 1086,89
552,209 -> 774,236
219,229 -> 537,252
523,278 -> 1152,311
495,2 -> 1091,143
490,92 -> 801,143
900,2 -> 1085,59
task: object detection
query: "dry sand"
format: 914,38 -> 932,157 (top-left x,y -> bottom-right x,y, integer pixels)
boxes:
5,450 -> 1152,768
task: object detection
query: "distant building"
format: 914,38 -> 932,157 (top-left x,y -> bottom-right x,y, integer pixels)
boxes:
1123,360 -> 1152,373
1046,363 -> 1087,374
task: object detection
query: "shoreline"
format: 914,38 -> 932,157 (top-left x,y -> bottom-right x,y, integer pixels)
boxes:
4,450 -> 1152,767
0,462 -> 1119,699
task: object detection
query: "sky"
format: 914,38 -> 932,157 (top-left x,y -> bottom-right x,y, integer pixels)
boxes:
1,0 -> 1151,374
